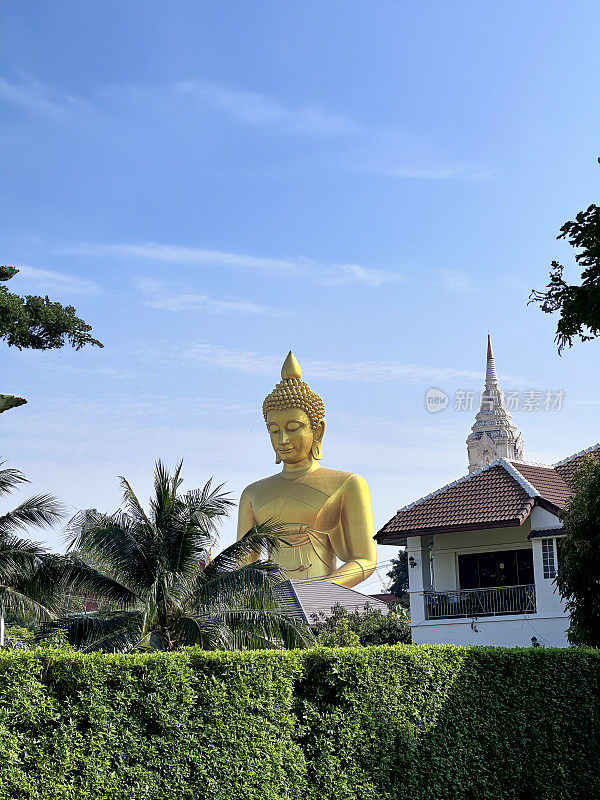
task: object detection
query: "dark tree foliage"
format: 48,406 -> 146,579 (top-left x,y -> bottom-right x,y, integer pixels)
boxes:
312,603 -> 411,646
530,203 -> 600,353
556,455 -> 600,645
386,549 -> 409,602
0,266 -> 102,351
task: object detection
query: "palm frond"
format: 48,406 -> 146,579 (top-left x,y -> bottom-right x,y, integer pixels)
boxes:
154,478 -> 232,577
184,480 -> 234,526
66,509 -> 155,594
8,553 -> 68,615
202,521 -> 287,578
38,610 -> 143,652
118,476 -> 154,531
173,614 -> 230,650
151,459 -> 184,526
0,585 -> 53,623
0,534 -> 46,583
195,561 -> 281,607
0,494 -> 65,535
199,606 -> 313,650
59,554 -> 140,607
0,464 -> 28,497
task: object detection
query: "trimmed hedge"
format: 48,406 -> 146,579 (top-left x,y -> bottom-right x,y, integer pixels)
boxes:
0,646 -> 598,800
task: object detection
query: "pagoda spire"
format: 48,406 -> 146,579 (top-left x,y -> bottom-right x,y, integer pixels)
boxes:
485,334 -> 498,389
466,335 -> 524,472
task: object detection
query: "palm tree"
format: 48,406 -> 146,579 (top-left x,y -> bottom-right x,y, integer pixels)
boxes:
45,461 -> 312,652
0,462 -> 64,645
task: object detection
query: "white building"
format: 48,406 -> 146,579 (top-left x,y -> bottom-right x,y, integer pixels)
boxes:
376,337 -> 600,648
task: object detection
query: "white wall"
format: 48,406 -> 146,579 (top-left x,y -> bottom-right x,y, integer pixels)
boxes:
412,615 -> 569,648
530,506 -> 562,530
532,537 -> 566,617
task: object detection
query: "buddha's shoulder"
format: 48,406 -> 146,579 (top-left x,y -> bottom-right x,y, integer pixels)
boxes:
303,467 -> 369,495
240,474 -> 278,499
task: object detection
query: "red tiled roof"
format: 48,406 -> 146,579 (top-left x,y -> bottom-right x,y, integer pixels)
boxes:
376,463 -> 534,541
369,593 -> 401,606
377,444 -> 600,545
554,444 -> 600,485
509,462 -> 572,508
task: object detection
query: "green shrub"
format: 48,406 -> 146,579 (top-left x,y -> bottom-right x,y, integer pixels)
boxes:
0,645 -> 598,800
312,603 -> 411,645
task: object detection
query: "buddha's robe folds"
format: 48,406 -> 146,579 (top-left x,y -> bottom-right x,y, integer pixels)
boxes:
237,464 -> 377,588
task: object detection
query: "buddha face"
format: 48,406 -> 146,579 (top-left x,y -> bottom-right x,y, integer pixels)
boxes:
266,408 -> 324,465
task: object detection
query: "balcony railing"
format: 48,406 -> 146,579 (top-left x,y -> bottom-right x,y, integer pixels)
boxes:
424,584 -> 536,619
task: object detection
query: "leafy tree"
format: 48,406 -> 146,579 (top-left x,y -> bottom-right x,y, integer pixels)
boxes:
312,603 -> 411,646
0,265 -> 102,411
556,455 -> 600,645
530,202 -> 600,352
387,549 -> 409,604
0,266 -> 102,350
0,462 -> 65,645
315,614 -> 360,647
43,461 -> 312,652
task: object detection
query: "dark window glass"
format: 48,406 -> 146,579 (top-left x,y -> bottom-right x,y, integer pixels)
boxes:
458,553 -> 479,589
458,549 -> 534,589
516,548 -> 534,584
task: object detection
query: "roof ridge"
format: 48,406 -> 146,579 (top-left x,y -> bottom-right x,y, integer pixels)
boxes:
499,458 -> 541,498
554,442 -> 600,466
509,459 -> 556,468
286,579 -> 306,621
290,578 -> 375,604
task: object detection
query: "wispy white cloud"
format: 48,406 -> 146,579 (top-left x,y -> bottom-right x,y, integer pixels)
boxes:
132,277 -> 292,317
0,76 -> 86,118
319,263 -> 402,288
348,129 -> 493,182
69,242 -> 304,274
1,73 -> 491,182
173,80 -> 357,136
156,341 -> 487,384
11,264 -> 102,296
437,268 -> 476,293
67,242 -> 402,288
175,80 -> 492,180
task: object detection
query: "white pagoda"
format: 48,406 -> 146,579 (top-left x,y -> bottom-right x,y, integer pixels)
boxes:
466,335 -> 524,472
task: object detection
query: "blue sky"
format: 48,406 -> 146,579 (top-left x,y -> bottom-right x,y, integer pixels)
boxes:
1,0 -> 599,592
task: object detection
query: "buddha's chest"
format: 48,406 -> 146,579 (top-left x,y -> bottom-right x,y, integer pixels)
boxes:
251,479 -> 342,532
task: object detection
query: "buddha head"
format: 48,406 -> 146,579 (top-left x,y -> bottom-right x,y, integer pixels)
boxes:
263,352 -> 325,466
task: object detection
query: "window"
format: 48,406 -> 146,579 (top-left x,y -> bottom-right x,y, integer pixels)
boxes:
542,538 -> 556,579
458,549 -> 534,590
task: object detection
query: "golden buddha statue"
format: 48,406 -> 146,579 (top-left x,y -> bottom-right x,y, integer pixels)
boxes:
237,352 -> 377,588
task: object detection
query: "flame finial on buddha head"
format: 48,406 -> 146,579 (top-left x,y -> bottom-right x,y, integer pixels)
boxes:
262,351 -> 325,431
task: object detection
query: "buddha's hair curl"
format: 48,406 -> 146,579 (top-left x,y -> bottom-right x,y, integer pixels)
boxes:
262,377 -> 325,430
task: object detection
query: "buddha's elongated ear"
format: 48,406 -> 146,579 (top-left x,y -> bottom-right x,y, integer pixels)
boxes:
311,420 -> 325,460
